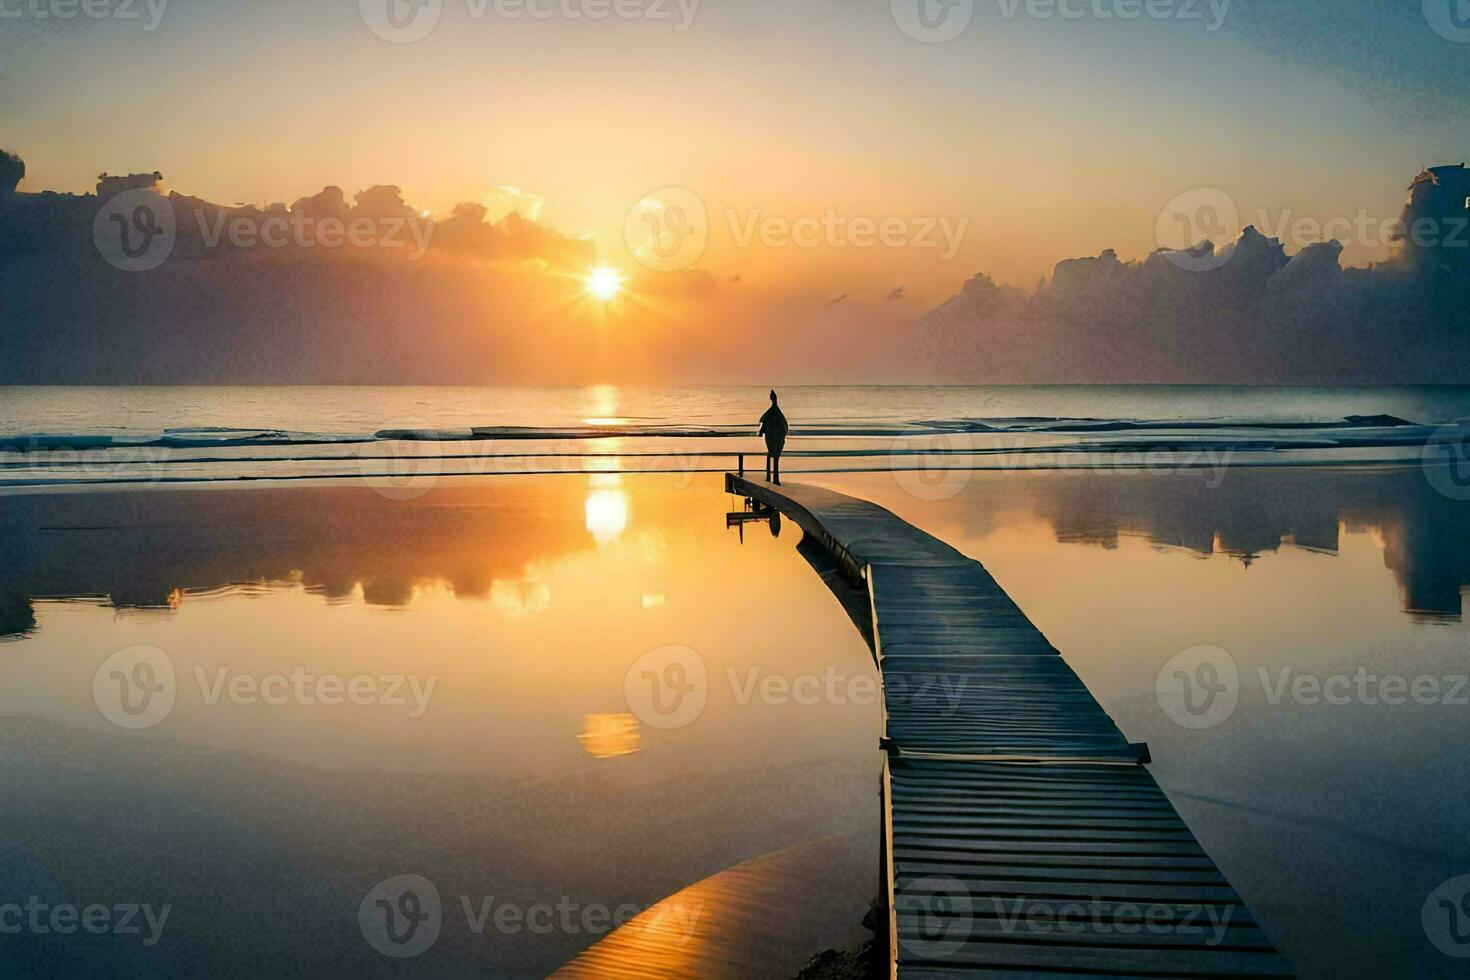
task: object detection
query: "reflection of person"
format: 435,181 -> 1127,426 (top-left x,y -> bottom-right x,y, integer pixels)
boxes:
758,390 -> 789,485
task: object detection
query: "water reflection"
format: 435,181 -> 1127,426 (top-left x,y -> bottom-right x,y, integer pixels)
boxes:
1,468 -> 1465,639
821,466 -> 1470,621
576,713 -> 641,760
1,469 -> 1467,975
0,475 -> 880,977
816,466 -> 1470,978
585,480 -> 629,547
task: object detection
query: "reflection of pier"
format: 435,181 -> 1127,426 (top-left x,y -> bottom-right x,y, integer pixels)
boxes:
726,474 -> 1292,978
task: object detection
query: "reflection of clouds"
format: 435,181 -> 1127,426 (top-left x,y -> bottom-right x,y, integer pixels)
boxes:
576,713 -> 640,760
490,577 -> 551,616
855,467 -> 1470,621
0,484 -> 593,638
641,593 -> 666,609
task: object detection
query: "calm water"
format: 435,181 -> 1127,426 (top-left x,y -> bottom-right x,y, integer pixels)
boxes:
2,386 -> 1470,977
4,384 -> 1470,436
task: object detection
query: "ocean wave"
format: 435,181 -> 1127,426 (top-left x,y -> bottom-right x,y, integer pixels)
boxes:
0,414 -> 1435,454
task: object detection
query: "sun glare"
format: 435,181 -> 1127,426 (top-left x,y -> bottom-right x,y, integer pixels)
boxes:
585,267 -> 624,301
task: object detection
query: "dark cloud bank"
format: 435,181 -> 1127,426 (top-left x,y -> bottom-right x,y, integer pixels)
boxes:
915,165 -> 1470,384
1,155 -> 1466,384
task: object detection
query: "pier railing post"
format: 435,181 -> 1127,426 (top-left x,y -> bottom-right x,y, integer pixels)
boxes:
737,453 -> 744,476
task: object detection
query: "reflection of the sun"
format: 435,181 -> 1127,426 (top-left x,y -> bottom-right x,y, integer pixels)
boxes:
576,713 -> 641,759
584,417 -> 630,544
585,488 -> 628,546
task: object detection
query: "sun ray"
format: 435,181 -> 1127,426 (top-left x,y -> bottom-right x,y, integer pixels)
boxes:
585,267 -> 624,302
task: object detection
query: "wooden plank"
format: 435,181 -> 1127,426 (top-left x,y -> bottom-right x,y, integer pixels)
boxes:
722,476 -> 1291,978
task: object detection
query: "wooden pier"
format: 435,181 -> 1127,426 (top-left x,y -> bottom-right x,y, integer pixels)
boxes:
726,474 -> 1291,979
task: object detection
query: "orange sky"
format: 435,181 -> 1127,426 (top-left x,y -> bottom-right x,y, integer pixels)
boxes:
3,2 -> 1466,306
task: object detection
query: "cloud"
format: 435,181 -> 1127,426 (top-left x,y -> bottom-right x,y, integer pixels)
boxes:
2,155 -> 1465,385
1,149 -> 25,193
481,185 -> 545,224
912,166 -> 1470,383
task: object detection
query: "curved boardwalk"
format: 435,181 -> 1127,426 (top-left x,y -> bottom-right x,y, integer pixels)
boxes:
727,475 -> 1292,979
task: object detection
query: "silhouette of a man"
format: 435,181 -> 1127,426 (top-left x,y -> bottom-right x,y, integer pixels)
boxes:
758,390 -> 789,485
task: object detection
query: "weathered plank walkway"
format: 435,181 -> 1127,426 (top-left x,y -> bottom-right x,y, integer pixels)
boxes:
726,474 -> 1292,979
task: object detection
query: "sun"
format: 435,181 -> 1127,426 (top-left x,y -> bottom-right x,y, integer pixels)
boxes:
585,266 -> 624,302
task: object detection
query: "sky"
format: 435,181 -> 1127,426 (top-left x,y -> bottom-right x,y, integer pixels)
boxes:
3,0 -> 1468,305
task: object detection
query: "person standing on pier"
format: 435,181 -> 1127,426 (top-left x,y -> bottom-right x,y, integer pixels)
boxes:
758,390 -> 789,485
